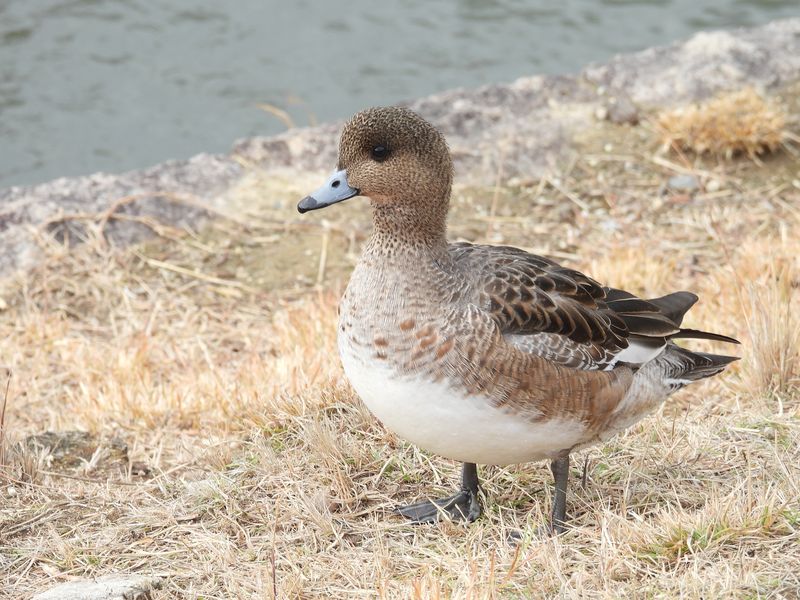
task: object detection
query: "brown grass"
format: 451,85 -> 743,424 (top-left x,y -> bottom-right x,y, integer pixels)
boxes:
2,104 -> 800,598
655,87 -> 794,159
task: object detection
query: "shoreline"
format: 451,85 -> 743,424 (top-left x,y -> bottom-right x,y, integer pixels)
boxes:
1,17 -> 798,276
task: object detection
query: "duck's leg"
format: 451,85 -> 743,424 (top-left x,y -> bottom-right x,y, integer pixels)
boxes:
396,462 -> 481,524
549,454 -> 570,534
581,455 -> 589,489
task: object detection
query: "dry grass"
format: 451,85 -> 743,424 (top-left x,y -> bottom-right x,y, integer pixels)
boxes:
2,104 -> 800,599
655,87 -> 794,159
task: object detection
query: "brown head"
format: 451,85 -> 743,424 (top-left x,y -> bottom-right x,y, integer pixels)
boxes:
298,107 -> 453,245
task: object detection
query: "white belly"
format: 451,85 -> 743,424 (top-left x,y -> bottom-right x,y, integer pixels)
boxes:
339,349 -> 587,466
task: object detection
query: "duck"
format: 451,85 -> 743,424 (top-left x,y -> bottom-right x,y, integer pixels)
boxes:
297,106 -> 739,533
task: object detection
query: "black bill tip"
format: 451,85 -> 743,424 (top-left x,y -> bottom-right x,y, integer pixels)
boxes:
297,196 -> 318,214
298,169 -> 359,214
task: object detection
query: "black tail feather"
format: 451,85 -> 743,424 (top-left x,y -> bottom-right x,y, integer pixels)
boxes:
648,292 -> 698,325
605,289 -> 739,346
668,345 -> 740,383
685,351 -> 740,380
670,328 -> 741,345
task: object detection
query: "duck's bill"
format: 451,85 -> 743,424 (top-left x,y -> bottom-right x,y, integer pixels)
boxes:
297,169 -> 359,213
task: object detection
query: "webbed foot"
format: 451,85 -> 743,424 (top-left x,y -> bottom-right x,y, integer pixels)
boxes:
396,488 -> 481,523
395,462 -> 481,524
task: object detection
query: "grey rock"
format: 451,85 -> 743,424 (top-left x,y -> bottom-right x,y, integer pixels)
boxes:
584,19 -> 800,107
32,575 -> 160,600
1,18 -> 799,277
667,174 -> 701,192
0,153 -> 241,275
603,94 -> 640,125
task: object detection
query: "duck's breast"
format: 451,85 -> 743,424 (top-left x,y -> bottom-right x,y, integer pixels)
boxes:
337,333 -> 588,466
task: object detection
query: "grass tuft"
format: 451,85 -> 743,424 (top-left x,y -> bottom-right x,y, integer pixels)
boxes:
742,272 -> 800,402
655,88 -> 793,158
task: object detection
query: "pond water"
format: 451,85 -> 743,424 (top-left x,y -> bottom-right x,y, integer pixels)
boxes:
1,0 -> 796,187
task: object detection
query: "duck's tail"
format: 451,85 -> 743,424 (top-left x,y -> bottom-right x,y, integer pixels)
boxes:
603,289 -> 740,371
605,290 -> 740,347
649,291 -> 740,344
660,344 -> 740,393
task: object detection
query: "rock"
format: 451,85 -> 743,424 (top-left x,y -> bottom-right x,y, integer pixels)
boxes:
667,174 -> 700,192
0,153 -> 242,276
584,19 -> 800,107
32,575 -> 160,600
603,95 -> 639,125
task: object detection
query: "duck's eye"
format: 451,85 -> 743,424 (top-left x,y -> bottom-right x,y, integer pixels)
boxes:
371,144 -> 390,161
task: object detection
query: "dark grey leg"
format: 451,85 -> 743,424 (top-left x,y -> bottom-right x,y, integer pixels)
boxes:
550,455 -> 570,534
461,461 -> 479,497
396,462 -> 482,524
581,455 -> 589,489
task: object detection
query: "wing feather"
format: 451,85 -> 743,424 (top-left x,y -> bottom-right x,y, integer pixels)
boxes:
449,242 -> 738,371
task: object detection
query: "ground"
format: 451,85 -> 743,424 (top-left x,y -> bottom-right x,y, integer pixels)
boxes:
1,95 -> 799,599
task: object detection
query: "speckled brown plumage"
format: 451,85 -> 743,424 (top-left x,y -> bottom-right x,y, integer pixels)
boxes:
332,106 -> 736,437
299,106 -> 739,528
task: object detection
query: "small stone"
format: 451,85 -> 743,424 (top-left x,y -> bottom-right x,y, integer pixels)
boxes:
594,106 -> 609,121
604,96 -> 640,125
706,178 -> 721,192
32,575 -> 160,600
667,174 -> 700,192
599,218 -> 621,232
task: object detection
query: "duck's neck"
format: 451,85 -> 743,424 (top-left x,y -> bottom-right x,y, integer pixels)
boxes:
366,196 -> 450,262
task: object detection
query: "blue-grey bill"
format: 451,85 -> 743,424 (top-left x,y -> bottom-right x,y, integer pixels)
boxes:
297,169 -> 359,213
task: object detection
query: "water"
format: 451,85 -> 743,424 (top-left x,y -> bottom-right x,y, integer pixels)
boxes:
1,0 -> 796,187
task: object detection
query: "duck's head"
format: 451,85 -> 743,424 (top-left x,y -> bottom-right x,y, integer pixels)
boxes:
298,107 -> 453,224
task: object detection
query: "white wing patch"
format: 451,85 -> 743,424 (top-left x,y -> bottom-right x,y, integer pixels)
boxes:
506,332 -> 667,372
605,339 -> 666,370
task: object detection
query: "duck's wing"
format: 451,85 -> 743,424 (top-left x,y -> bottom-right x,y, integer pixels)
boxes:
449,242 -> 737,371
